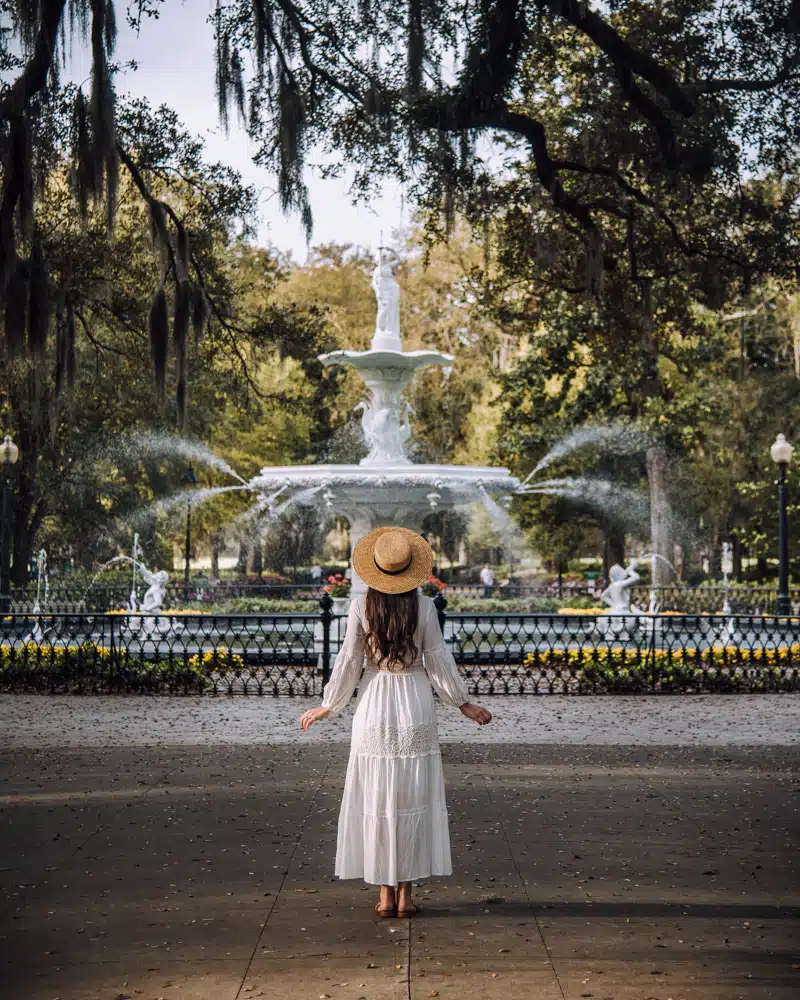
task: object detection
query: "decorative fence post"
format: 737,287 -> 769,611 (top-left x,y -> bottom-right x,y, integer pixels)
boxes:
319,592 -> 333,689
108,613 -> 116,688
433,591 -> 448,633
649,613 -> 658,693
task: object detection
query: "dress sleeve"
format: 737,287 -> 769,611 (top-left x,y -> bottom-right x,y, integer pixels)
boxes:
321,600 -> 366,714
421,599 -> 470,708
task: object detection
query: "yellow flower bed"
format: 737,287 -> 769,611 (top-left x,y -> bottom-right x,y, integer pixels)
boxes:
0,643 -> 245,691
519,643 -> 800,692
557,607 -> 607,615
524,644 -> 800,666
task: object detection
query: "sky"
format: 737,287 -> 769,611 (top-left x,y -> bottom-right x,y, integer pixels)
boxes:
63,1 -> 407,262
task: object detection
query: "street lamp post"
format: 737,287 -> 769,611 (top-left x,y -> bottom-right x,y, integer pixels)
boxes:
770,433 -> 794,616
0,434 -> 20,614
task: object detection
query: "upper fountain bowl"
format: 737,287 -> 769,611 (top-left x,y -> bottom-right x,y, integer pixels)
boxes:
250,463 -> 518,527
318,346 -> 454,371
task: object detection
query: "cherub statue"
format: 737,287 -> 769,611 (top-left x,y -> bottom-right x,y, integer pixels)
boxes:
600,559 -> 641,614
139,568 -> 169,614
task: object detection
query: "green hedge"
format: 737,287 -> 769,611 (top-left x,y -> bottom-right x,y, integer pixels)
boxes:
181,598 -> 314,614
444,595 -> 598,613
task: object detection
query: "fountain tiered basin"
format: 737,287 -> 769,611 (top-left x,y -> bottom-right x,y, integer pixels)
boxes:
250,465 -> 516,523
250,249 -> 519,592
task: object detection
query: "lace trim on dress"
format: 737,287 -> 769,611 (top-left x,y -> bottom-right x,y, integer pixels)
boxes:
353,723 -> 440,758
344,805 -> 449,818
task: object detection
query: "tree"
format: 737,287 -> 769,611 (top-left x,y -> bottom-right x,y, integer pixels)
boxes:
210,1 -> 800,580
7,4 -> 799,333
0,101 -> 328,582
206,1 -> 800,288
262,504 -> 330,574
494,277 -> 731,577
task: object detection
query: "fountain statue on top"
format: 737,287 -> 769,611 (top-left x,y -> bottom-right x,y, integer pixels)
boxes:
319,249 -> 453,466
372,249 -> 401,351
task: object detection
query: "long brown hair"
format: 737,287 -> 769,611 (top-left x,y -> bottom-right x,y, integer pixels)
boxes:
364,587 -> 419,670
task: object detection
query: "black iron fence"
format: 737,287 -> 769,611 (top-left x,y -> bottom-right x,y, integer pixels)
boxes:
9,580 -> 800,614
630,585 -> 800,615
6,581 -> 325,612
1,596 -> 798,695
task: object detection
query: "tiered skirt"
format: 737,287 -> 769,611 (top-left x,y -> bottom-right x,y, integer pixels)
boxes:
334,667 -> 453,886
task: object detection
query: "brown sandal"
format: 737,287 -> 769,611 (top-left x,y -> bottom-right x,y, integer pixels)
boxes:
375,901 -> 397,918
397,901 -> 419,918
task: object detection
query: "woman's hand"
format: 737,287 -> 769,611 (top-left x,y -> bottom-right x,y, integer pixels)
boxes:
459,702 -> 492,726
300,706 -> 330,730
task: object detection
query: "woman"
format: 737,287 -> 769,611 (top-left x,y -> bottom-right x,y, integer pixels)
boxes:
300,527 -> 492,918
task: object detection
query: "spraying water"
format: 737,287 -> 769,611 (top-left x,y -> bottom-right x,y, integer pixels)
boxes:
82,553 -> 147,609
523,477 -> 650,531
31,549 -> 48,615
521,422 -> 651,484
117,432 -> 248,485
267,485 -> 324,520
130,485 -> 253,528
476,486 -> 532,570
130,533 -> 140,610
639,551 -> 680,581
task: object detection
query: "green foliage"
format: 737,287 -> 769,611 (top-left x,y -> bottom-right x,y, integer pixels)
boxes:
182,598 -> 314,613
444,595 -> 598,612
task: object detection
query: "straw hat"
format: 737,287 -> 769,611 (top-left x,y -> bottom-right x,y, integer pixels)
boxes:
352,526 -> 434,595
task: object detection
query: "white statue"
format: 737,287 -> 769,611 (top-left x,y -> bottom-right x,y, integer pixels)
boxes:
371,250 -> 401,346
139,568 -> 169,614
600,559 -> 641,614
356,386 -> 414,465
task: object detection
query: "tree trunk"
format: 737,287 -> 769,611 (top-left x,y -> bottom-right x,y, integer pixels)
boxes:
602,525 -> 625,585
10,469 -> 43,586
248,543 -> 263,577
646,443 -> 673,586
236,541 -> 250,576
608,526 -> 626,567
210,534 -> 221,580
731,534 -> 744,581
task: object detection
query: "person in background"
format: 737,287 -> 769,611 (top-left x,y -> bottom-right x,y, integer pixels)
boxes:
310,564 -> 322,585
479,563 -> 495,598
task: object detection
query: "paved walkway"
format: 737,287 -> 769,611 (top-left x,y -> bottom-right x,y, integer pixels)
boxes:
0,698 -> 797,999
1,693 -> 798,747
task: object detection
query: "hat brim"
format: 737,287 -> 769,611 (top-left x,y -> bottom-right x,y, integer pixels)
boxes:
352,527 -> 434,595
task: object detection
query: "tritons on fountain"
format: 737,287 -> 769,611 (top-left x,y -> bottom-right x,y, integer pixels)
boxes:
250,248 -> 519,593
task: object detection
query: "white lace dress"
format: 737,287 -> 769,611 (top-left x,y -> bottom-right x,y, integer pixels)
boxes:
321,593 -> 469,887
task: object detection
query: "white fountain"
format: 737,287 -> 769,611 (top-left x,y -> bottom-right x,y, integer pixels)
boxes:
250,249 -> 519,592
